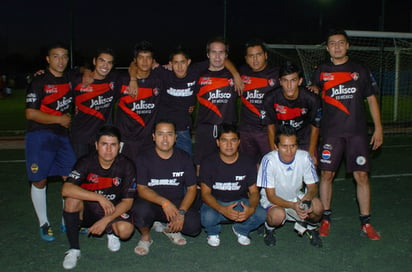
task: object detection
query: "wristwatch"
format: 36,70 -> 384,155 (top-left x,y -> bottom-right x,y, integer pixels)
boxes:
179,209 -> 186,215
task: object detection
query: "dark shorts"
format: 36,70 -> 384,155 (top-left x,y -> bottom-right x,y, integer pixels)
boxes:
25,130 -> 76,181
193,124 -> 219,165
319,135 -> 370,172
239,130 -> 271,165
82,201 -> 133,228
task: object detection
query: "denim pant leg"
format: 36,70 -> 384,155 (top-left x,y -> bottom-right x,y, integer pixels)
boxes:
175,129 -> 193,155
200,203 -> 226,236
232,198 -> 267,237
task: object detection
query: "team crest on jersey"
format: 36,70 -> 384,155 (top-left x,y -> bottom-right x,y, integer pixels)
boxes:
301,108 -> 308,115
153,88 -> 160,96
351,72 -> 359,81
321,73 -> 334,81
356,156 -> 366,165
268,78 -> 276,87
30,163 -> 39,174
110,82 -> 115,90
44,85 -> 58,94
323,144 -> 333,150
228,78 -> 234,87
120,213 -> 130,219
113,177 -> 121,186
321,150 -> 331,160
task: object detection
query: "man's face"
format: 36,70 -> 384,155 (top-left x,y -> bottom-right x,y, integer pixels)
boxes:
153,123 -> 176,154
171,53 -> 191,78
46,48 -> 69,77
277,135 -> 298,163
93,53 -> 114,79
207,42 -> 227,71
95,135 -> 120,165
245,45 -> 267,72
134,51 -> 154,73
217,132 -> 240,158
326,34 -> 349,60
279,72 -> 303,100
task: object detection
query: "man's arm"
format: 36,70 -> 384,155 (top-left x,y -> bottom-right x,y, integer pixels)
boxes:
367,94 -> 383,150
137,184 -> 179,222
224,59 -> 244,96
26,108 -> 71,128
200,182 -> 239,221
167,184 -> 197,233
267,124 -> 277,151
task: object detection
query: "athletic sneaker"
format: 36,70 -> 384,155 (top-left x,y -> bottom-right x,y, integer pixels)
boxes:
319,219 -> 330,237
232,226 -> 251,246
63,249 -> 81,270
361,223 -> 381,240
306,229 -> 322,247
207,235 -> 220,247
60,224 -> 89,235
263,227 -> 276,246
107,234 -> 121,252
152,221 -> 166,233
40,223 -> 55,242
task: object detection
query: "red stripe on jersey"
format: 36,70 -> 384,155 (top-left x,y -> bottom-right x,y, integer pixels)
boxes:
117,85 -> 146,127
323,95 -> 350,115
75,83 -> 111,120
241,96 -> 261,117
321,72 -> 353,90
81,174 -> 114,191
274,104 -> 302,120
40,83 -> 71,115
197,77 -> 230,118
242,76 -> 269,91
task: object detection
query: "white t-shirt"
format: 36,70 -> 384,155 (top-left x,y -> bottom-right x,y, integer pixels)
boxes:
257,149 -> 318,209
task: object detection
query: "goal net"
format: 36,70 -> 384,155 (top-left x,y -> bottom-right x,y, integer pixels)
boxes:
265,30 -> 412,135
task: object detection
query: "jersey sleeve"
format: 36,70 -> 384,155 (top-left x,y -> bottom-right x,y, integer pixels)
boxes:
302,152 -> 318,185
257,153 -> 275,188
25,77 -> 45,110
66,157 -> 89,186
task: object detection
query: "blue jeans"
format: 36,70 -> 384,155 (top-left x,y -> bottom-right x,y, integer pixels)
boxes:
201,198 -> 266,237
176,129 -> 193,155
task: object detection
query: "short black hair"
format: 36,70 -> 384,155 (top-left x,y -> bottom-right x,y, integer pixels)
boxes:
206,36 -> 229,55
47,42 -> 69,56
275,124 -> 298,146
133,40 -> 155,59
279,61 -> 303,78
96,125 -> 121,143
244,38 -> 267,56
326,28 -> 349,44
217,123 -> 239,139
153,119 -> 176,133
94,48 -> 116,64
169,45 -> 190,62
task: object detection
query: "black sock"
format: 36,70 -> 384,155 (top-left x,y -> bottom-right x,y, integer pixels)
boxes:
322,210 -> 332,221
63,211 -> 80,249
359,214 -> 371,225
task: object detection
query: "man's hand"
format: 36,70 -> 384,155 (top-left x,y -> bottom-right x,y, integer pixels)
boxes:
162,201 -> 179,222
59,114 -> 72,128
295,200 -> 312,220
88,217 -> 111,236
222,202 -> 240,221
166,213 -> 184,233
81,69 -> 94,86
233,75 -> 244,96
98,195 -> 115,216
370,128 -> 383,150
236,201 -> 255,222
306,85 -> 320,94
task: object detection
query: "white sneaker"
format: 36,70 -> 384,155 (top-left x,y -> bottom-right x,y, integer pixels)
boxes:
152,221 -> 166,233
63,249 -> 81,270
207,235 -> 220,247
107,234 -> 121,252
232,226 -> 251,246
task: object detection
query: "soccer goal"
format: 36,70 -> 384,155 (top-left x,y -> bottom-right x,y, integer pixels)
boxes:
265,30 -> 412,134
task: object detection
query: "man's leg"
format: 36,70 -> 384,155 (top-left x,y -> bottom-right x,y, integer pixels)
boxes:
31,179 -> 55,241
62,198 -> 82,270
319,170 -> 335,237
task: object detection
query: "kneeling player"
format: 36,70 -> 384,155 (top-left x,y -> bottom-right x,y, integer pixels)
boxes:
61,125 -> 137,270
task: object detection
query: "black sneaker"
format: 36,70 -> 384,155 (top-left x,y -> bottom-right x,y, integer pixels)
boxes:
263,227 -> 276,246
257,224 -> 265,236
306,229 -> 322,248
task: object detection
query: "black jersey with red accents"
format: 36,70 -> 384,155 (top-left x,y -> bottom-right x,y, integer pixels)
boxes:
71,72 -> 120,144
156,61 -> 208,131
311,58 -> 377,137
115,71 -> 163,141
25,70 -> 74,135
195,68 -> 238,125
239,64 -> 279,132
66,153 -> 137,205
135,148 -> 196,203
200,152 -> 257,202
263,86 -> 322,147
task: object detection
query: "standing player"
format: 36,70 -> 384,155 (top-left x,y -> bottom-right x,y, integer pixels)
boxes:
200,124 -> 266,247
238,39 -> 279,166
257,125 -> 323,247
194,37 -> 240,173
70,48 -> 120,158
133,120 -> 200,256
115,40 -> 163,161
309,29 -> 383,240
25,43 -> 76,242
62,125 -> 136,269
263,61 -> 321,165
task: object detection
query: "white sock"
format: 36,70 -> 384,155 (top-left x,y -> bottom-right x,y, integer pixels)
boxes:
31,184 -> 48,227
265,221 -> 275,231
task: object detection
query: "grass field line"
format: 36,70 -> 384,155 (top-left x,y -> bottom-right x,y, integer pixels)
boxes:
334,173 -> 412,181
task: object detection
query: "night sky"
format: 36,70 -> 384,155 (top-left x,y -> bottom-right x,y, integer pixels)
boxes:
1,0 -> 411,73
